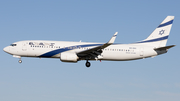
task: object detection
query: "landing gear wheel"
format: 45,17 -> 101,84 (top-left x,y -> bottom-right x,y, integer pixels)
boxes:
18,60 -> 22,63
86,61 -> 91,67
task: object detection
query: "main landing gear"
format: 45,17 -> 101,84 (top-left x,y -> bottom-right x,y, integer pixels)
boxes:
85,60 -> 91,67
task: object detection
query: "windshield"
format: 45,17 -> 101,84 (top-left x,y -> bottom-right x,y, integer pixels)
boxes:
10,44 -> 17,46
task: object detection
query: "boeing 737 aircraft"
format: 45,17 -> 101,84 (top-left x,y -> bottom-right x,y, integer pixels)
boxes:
3,16 -> 175,67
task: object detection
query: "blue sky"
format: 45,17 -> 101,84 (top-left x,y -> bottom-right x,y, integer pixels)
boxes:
1,0 -> 180,101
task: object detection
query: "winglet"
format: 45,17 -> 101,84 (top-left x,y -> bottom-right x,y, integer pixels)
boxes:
108,32 -> 118,44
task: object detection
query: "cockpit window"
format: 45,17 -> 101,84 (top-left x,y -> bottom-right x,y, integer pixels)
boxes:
10,44 -> 17,46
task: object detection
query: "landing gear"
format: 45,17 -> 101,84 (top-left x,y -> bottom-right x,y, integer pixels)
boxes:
18,59 -> 22,63
85,61 -> 91,67
13,55 -> 22,63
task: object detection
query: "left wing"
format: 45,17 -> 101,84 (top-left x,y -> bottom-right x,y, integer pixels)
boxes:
77,32 -> 118,58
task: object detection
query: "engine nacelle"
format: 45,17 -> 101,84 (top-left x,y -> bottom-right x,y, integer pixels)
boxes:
60,52 -> 79,63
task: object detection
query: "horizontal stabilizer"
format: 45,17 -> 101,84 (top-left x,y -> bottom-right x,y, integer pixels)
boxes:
154,45 -> 175,51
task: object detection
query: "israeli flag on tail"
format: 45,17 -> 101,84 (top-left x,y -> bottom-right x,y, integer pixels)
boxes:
138,16 -> 174,48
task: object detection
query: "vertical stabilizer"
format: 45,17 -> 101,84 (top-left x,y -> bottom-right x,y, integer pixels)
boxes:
138,16 -> 174,48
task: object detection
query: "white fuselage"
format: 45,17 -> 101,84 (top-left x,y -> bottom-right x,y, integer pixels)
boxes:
3,40 -> 160,61
3,16 -> 174,67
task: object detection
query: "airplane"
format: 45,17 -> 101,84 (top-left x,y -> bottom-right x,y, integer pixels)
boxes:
3,16 -> 175,67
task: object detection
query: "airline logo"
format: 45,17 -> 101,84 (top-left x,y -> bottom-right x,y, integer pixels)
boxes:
29,42 -> 55,46
159,29 -> 165,35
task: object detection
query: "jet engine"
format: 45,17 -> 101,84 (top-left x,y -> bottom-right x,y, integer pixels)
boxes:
60,52 -> 79,62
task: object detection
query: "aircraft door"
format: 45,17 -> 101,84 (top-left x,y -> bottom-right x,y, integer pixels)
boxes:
140,47 -> 144,56
22,43 -> 27,51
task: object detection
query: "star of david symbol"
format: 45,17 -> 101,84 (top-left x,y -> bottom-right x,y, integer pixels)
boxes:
159,29 -> 165,35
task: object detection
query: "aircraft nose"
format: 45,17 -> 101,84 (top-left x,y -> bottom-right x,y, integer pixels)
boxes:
3,46 -> 9,53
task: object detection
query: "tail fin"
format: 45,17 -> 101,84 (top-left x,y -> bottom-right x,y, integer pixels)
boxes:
138,16 -> 174,48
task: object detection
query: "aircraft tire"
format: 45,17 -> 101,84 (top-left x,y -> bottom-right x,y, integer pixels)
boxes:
86,61 -> 91,67
18,60 -> 22,63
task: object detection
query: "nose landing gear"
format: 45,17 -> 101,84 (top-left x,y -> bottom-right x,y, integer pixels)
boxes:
18,57 -> 22,63
18,59 -> 22,63
13,55 -> 22,63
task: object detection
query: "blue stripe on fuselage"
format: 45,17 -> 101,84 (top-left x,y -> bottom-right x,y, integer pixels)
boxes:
39,35 -> 169,57
39,44 -> 103,57
137,35 -> 168,43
